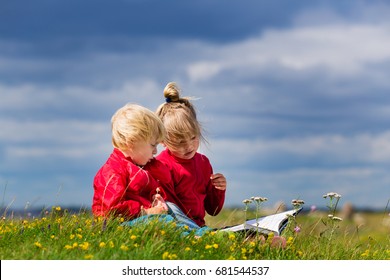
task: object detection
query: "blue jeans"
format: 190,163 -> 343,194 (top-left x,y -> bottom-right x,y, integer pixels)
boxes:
121,202 -> 211,237
166,202 -> 211,236
166,202 -> 200,229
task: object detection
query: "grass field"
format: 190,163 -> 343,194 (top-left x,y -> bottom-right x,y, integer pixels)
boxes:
1,195 -> 389,260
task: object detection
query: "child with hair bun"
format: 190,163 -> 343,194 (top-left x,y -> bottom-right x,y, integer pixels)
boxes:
155,82 -> 227,228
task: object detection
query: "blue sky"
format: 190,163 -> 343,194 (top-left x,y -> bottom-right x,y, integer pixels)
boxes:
1,0 -> 390,211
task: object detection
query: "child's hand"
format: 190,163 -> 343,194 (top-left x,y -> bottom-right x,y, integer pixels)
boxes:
144,204 -> 168,215
150,193 -> 168,212
210,173 -> 227,190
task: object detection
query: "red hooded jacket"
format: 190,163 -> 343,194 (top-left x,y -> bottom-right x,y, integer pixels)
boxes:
155,149 -> 226,227
92,148 -> 168,219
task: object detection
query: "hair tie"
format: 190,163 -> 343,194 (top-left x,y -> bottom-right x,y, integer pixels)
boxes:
165,97 -> 172,103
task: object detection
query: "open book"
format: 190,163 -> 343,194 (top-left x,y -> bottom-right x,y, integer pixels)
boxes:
220,208 -> 302,236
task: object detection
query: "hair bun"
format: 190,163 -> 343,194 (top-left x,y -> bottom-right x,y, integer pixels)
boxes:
163,82 -> 180,102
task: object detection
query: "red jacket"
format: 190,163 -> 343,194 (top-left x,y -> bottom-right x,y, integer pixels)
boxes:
92,148 -> 167,219
155,149 -> 225,226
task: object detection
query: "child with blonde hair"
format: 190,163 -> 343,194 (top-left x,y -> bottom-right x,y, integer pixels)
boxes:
92,103 -> 169,219
92,103 -> 211,237
155,82 -> 227,228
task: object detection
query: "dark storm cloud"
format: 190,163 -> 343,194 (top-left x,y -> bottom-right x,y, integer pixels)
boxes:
1,0 -> 309,42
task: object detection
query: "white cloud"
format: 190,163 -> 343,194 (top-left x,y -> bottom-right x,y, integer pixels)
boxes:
186,22 -> 390,82
203,130 -> 390,208
186,61 -> 223,83
220,163 -> 389,209
208,131 -> 390,167
0,118 -> 108,143
0,78 -> 162,112
365,132 -> 390,162
5,144 -> 110,160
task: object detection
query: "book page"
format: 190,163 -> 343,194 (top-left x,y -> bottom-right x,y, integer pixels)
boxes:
246,208 -> 300,234
219,208 -> 301,235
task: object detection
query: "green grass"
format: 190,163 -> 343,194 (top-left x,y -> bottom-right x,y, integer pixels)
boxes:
1,206 -> 389,260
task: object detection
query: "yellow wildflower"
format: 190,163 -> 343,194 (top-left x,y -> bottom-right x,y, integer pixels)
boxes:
228,234 -> 236,240
130,235 -> 137,240
80,242 -> 90,250
84,254 -> 94,259
361,249 -> 370,258
55,206 -> 61,211
162,251 -> 169,260
34,242 -> 43,249
99,242 -> 106,248
213,243 -> 219,249
64,245 -> 73,250
120,244 -> 129,251
162,252 -> 177,260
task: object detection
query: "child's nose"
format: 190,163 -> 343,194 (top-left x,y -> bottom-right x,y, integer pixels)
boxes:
188,141 -> 195,150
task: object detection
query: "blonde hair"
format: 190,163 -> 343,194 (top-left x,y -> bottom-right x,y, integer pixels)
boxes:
111,103 -> 165,151
156,82 -> 204,148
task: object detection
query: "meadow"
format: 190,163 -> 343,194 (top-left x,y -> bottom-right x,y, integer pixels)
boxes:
0,193 -> 389,260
